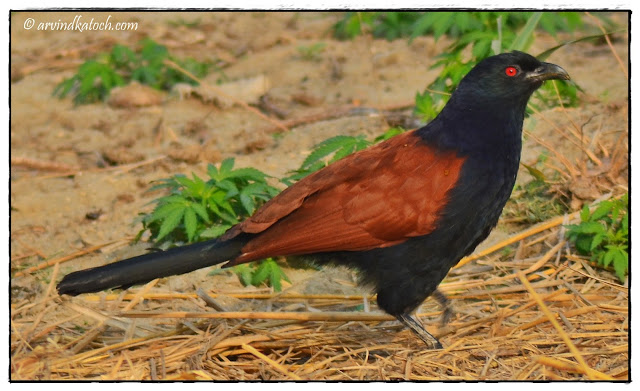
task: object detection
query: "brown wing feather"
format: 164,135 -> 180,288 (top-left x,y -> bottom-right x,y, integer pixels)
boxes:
225,130 -> 466,265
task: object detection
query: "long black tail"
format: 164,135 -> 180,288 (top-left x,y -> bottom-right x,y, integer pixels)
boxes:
56,237 -> 246,296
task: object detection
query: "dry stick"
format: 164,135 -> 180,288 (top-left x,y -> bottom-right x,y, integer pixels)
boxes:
64,302 -> 153,336
524,129 -> 580,178
550,84 -> 602,167
30,314 -> 83,341
517,272 -> 612,381
22,262 -> 61,342
585,12 -> 628,78
564,265 -> 628,293
13,239 -> 126,278
164,59 -> 289,133
70,324 -> 107,354
29,155 -> 168,181
122,279 -> 160,312
259,99 -> 417,134
120,311 -> 394,322
528,105 -> 601,166
196,288 -> 228,312
241,343 -> 302,380
11,156 -> 80,172
535,356 -> 616,380
81,292 -> 376,302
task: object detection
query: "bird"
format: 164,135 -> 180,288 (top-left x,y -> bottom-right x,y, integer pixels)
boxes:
57,51 -> 570,348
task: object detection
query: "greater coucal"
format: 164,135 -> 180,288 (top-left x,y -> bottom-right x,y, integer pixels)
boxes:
57,51 -> 570,348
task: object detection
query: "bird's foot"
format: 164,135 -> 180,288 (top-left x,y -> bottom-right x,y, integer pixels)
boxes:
396,313 -> 442,349
432,288 -> 454,326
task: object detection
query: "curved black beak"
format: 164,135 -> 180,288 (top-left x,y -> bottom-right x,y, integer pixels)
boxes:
526,62 -> 570,82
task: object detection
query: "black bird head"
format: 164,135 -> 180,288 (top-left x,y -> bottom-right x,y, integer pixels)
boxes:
451,51 -> 570,111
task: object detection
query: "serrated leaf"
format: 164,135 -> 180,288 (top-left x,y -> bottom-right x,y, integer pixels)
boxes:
590,233 -> 605,252
207,163 -> 219,178
590,202 -> 614,222
148,202 -> 186,223
200,224 -> 232,239
228,167 -> 269,182
574,235 -> 593,254
217,180 -> 239,200
251,258 -> 290,292
239,192 -> 255,215
219,158 -> 235,176
301,136 -> 359,169
575,221 -> 607,235
233,264 -> 254,287
612,249 -> 628,282
580,205 -> 590,222
190,202 -> 210,223
432,12 -> 455,40
184,207 -> 198,242
602,250 -> 614,268
156,207 -> 185,241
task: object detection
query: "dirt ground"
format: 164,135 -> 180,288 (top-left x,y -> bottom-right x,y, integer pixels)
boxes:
10,11 -> 629,380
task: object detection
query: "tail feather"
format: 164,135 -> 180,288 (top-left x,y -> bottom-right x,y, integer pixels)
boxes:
56,238 -> 246,296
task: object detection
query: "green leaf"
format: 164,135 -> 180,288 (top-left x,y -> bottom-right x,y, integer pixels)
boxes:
590,233 -> 605,252
200,224 -> 233,239
191,202 -> 210,223
509,12 -> 542,51
602,249 -> 614,268
612,248 -> 629,282
432,12 -> 455,40
521,162 -> 546,182
580,205 -> 591,222
148,202 -> 186,223
239,192 -> 255,215
184,207 -> 198,242
233,264 -> 254,287
156,207 -> 185,241
251,258 -> 290,292
574,235 -> 593,255
219,158 -> 235,177
374,127 -> 405,142
590,202 -> 614,222
573,221 -> 606,235
301,136 -> 365,170
228,167 -> 270,182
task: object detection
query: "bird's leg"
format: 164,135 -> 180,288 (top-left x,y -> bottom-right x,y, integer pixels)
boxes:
432,288 -> 454,326
396,313 -> 442,349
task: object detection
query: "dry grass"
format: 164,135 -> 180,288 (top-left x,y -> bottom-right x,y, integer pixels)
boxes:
10,214 -> 629,380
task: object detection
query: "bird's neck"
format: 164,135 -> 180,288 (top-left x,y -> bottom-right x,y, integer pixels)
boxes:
418,95 -> 527,155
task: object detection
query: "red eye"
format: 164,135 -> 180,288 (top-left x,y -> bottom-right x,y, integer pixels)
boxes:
505,66 -> 518,77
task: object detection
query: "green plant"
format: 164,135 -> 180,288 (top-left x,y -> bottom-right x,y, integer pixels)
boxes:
412,12 -> 584,121
281,135 -> 371,186
54,38 -> 210,104
141,158 -> 279,244
504,177 -> 570,224
297,42 -> 327,61
232,258 -> 291,292
139,158 -> 294,291
566,194 -> 628,282
282,128 -> 407,186
334,12 -> 588,121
